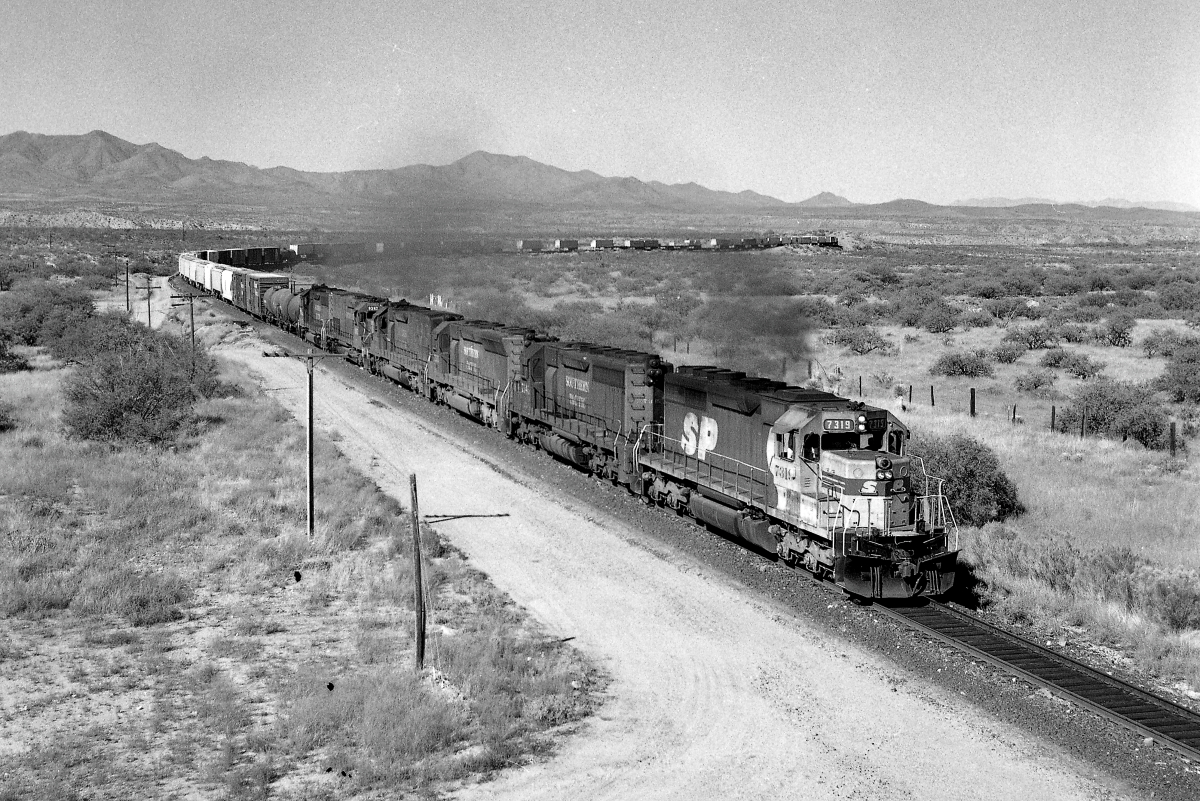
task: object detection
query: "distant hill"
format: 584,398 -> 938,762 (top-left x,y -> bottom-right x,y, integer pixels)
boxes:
795,191 -> 854,207
0,130 -> 792,213
952,196 -> 1197,213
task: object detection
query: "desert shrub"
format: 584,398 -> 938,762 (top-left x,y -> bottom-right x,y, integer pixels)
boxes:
1141,328 -> 1200,358
908,432 -> 1023,526
1063,353 -> 1105,379
1014,369 -> 1056,394
1103,312 -> 1136,347
1158,346 -> 1200,403
1056,379 -> 1169,448
825,326 -> 892,356
0,280 -> 95,345
930,351 -> 994,378
0,329 -> 30,373
991,343 -> 1024,364
1058,322 -> 1091,343
1003,323 -> 1059,350
959,310 -> 994,329
62,328 -> 221,445
0,400 -> 16,432
1039,347 -> 1069,368
920,302 -> 960,334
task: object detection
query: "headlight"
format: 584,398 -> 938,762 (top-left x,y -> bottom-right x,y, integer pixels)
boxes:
876,470 -> 887,479
856,414 -> 867,423
857,424 -> 867,432
884,471 -> 893,479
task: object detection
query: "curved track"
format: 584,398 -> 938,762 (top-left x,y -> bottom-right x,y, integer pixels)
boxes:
877,600 -> 1200,761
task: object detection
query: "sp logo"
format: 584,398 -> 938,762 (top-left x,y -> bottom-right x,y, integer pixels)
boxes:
681,413 -> 718,461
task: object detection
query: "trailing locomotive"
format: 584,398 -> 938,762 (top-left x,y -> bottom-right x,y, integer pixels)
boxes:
176,249 -> 957,599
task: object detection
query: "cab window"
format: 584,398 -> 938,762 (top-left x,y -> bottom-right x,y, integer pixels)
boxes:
774,430 -> 796,461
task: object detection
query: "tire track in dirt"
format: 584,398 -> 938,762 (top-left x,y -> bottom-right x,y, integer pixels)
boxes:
218,340 -> 1137,801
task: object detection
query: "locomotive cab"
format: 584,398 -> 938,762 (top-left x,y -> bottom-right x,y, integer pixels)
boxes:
766,405 -> 959,599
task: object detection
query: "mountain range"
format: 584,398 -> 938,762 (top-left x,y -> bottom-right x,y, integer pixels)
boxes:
0,130 -> 1193,216
0,130 -> 807,212
951,196 -> 1197,213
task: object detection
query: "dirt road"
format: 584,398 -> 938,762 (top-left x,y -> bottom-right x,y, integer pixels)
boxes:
209,332 -> 1137,801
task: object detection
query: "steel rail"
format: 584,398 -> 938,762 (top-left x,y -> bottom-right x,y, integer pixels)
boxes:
876,600 -> 1200,762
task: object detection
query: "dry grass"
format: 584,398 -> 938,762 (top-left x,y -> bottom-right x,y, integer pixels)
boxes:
0,349 -> 599,798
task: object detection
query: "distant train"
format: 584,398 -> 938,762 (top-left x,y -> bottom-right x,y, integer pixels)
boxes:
517,233 -> 839,253
176,246 -> 955,599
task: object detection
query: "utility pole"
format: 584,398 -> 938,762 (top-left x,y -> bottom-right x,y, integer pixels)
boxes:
410,473 -> 426,671
263,347 -> 339,536
125,260 -> 131,314
170,293 -> 197,376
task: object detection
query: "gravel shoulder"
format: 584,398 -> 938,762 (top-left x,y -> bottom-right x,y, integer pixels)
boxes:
213,317 -> 1159,801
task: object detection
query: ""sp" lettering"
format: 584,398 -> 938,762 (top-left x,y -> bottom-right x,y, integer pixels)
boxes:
681,413 -> 719,461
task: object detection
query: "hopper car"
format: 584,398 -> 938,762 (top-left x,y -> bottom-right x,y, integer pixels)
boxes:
177,249 -> 955,599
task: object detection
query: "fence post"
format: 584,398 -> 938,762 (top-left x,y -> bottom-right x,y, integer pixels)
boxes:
930,384 -> 936,407
908,384 -> 913,404
858,375 -> 863,397
409,474 -> 426,672
969,387 -> 976,417
1011,404 -> 1018,424
1170,421 -> 1177,457
1050,405 -> 1056,431
1081,405 -> 1087,439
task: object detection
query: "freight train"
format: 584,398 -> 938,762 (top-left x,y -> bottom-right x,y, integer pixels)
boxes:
176,249 -> 958,599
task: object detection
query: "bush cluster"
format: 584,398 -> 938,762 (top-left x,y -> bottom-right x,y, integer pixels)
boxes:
930,351 -> 994,378
1056,379 -> 1170,448
907,432 -> 1023,527
0,329 -> 30,373
1038,347 -> 1105,379
1014,368 -> 1056,395
0,281 -> 223,445
970,525 -> 1200,633
991,343 -> 1025,364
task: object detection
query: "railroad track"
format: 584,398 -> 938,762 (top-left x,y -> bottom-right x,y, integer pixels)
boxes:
877,600 -> 1200,762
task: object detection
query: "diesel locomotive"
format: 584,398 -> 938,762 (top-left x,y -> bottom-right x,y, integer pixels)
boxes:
177,248 -> 958,599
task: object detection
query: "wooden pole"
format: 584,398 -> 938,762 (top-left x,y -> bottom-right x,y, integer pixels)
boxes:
930,385 -> 936,407
145,281 -> 152,326
1170,421 -> 1177,458
1081,405 -> 1087,439
807,359 -> 813,379
1051,405 -> 1056,431
858,375 -> 863,397
969,387 -> 976,417
908,384 -> 913,404
410,474 -> 426,671
125,262 -> 130,313
1011,404 -> 1018,424
307,351 -> 315,537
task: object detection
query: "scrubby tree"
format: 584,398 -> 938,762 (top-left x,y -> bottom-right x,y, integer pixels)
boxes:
1158,346 -> 1200,403
908,432 -> 1024,526
826,326 -> 892,356
920,302 -> 960,334
1104,312 -> 1136,347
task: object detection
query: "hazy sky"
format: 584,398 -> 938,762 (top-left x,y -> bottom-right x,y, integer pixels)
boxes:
4,0 -> 1198,205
